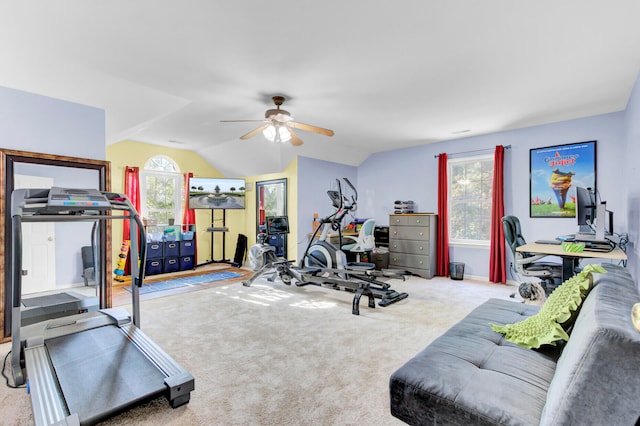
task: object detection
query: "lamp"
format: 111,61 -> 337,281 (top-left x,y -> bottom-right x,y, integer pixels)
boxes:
262,123 -> 292,143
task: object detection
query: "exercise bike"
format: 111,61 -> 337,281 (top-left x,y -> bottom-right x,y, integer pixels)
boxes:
243,179 -> 408,315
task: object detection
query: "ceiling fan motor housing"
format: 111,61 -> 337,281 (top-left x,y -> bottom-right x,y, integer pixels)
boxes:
265,108 -> 291,119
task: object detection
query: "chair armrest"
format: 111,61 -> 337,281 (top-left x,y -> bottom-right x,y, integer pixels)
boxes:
341,236 -> 358,244
516,253 -> 558,266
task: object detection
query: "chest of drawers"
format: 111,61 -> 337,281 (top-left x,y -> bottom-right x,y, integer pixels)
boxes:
388,213 -> 437,278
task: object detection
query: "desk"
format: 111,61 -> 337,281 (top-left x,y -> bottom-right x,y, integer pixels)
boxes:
517,242 -> 627,281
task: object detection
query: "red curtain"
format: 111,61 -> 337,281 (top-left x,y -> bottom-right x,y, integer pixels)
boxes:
123,166 -> 141,274
489,145 -> 506,283
182,172 -> 197,263
436,153 -> 450,277
182,172 -> 196,228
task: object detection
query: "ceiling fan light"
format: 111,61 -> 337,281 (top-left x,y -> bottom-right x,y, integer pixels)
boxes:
262,124 -> 291,143
262,125 -> 276,142
278,126 -> 292,142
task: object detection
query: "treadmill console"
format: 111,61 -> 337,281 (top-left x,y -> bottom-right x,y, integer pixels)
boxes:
47,187 -> 112,211
13,187 -> 118,216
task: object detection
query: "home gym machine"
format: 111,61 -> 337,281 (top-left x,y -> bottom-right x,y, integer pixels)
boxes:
10,187 -> 194,425
243,179 -> 408,315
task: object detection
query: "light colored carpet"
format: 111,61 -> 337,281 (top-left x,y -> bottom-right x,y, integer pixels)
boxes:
1,274 -> 515,425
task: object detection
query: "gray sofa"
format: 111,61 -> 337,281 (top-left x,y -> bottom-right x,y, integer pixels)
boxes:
389,264 -> 640,425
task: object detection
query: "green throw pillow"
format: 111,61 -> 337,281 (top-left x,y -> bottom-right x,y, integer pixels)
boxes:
491,264 -> 607,349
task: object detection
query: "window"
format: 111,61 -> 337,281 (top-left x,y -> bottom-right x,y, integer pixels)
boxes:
140,156 -> 182,225
448,155 -> 494,245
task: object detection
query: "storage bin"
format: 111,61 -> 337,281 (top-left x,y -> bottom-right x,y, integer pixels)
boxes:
450,262 -> 465,280
164,257 -> 179,273
147,243 -> 163,259
164,241 -> 179,257
181,231 -> 194,241
372,249 -> 389,270
180,256 -> 195,271
180,240 -> 195,256
145,259 -> 163,275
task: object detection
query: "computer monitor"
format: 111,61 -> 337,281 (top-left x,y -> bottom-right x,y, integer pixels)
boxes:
575,186 -> 596,233
265,216 -> 290,235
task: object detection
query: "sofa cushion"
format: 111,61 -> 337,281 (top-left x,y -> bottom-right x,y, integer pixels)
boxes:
540,264 -> 640,425
390,298 -> 558,425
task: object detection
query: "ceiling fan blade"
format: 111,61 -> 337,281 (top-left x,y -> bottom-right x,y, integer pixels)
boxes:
288,121 -> 334,137
220,119 -> 266,123
240,125 -> 268,140
289,128 -> 304,146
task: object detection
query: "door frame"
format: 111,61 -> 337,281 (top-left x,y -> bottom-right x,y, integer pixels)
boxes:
0,148 -> 110,342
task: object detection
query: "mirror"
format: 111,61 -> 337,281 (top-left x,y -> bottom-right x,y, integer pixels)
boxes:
0,148 -> 110,341
256,178 -> 287,257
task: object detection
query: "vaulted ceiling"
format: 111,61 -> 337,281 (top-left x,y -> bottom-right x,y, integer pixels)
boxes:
2,1 -> 640,176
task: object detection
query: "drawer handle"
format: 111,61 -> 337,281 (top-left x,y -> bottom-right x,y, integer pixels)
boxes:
392,257 -> 398,262
419,232 -> 424,236
393,244 -> 397,248
395,219 -> 400,223
393,231 -> 397,235
419,260 -> 423,264
416,219 -> 421,224
419,246 -> 424,250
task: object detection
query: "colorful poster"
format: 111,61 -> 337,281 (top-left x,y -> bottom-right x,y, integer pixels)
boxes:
529,141 -> 596,218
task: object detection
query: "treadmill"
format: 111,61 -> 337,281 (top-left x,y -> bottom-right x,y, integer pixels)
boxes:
10,188 -> 194,425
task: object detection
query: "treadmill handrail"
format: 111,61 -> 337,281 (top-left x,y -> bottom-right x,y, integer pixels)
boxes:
11,188 -> 147,386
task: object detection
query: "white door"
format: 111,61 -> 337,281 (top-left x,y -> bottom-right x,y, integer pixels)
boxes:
14,175 -> 56,294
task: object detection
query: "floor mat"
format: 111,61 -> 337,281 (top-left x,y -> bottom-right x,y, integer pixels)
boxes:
124,270 -> 244,294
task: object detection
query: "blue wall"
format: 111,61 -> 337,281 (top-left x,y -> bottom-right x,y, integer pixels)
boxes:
0,86 -> 105,159
623,73 -> 640,281
296,156 -> 357,260
1,85 -> 106,287
356,111 -> 630,280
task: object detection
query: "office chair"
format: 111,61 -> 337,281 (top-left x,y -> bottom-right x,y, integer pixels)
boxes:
502,215 -> 562,295
342,219 -> 376,262
81,246 -> 96,286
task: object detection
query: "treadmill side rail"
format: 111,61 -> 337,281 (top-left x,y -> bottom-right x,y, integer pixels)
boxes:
24,345 -> 80,426
120,323 -> 195,407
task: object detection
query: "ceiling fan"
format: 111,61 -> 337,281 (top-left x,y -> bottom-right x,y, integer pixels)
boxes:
221,96 -> 334,146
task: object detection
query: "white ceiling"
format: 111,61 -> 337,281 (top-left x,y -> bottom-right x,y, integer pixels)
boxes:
2,1 -> 640,177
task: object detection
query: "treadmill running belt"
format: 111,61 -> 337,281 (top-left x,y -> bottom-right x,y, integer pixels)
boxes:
46,325 -> 167,424
22,292 -> 79,307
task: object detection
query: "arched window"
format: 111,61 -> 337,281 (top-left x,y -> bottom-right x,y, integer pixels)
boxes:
140,156 -> 182,225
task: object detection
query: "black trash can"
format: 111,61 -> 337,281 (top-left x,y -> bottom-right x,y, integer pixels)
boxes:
450,262 -> 465,280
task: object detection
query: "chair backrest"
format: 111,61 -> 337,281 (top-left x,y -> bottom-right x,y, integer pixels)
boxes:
502,215 -> 527,256
357,219 -> 376,251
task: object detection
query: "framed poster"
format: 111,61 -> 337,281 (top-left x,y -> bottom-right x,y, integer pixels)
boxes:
529,140 -> 596,218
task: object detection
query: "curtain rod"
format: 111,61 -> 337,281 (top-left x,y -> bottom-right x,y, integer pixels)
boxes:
434,144 -> 511,158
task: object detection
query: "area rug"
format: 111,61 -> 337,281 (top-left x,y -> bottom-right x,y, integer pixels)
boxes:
124,270 -> 244,294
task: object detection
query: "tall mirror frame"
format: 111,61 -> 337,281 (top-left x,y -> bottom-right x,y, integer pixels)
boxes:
0,148 -> 111,342
256,178 -> 288,258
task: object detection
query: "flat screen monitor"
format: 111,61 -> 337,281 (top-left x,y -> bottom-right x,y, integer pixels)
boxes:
266,216 -> 290,235
575,186 -> 595,231
188,177 -> 246,210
